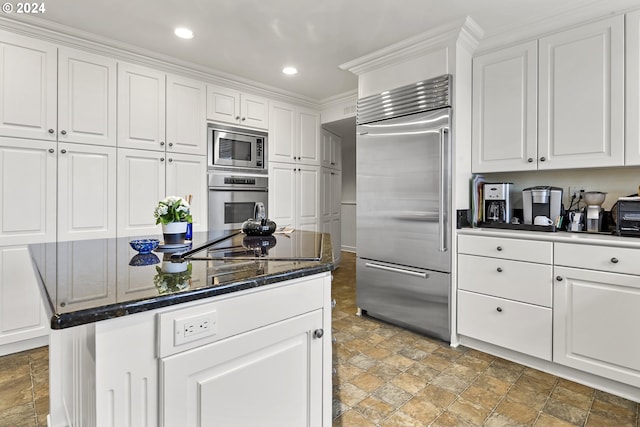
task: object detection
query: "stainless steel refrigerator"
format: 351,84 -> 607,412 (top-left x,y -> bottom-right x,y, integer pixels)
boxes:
356,75 -> 452,342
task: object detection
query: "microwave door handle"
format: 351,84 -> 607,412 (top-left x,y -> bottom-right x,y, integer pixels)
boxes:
439,128 -> 448,252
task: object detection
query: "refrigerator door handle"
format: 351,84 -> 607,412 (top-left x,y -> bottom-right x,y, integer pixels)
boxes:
364,262 -> 429,279
438,128 -> 448,252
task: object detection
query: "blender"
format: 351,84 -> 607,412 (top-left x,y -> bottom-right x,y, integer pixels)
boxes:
584,191 -> 607,232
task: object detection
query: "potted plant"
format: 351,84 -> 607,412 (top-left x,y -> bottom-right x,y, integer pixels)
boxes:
154,196 -> 192,244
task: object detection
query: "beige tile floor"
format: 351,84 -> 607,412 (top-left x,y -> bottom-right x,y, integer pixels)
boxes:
331,252 -> 640,426
0,251 -> 638,427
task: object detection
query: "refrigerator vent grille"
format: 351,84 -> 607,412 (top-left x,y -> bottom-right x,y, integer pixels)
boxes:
356,74 -> 451,124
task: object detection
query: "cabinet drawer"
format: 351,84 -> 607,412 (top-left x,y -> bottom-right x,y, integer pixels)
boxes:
458,290 -> 552,360
555,242 -> 640,275
458,234 -> 552,264
458,254 -> 552,307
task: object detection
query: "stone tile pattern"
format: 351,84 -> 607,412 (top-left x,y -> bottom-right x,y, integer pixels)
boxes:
0,251 -> 638,427
332,252 -> 640,427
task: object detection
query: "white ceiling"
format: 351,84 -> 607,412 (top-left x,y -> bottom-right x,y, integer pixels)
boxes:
8,0 -> 640,102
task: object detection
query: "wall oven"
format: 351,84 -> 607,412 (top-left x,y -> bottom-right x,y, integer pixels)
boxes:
208,123 -> 267,171
208,170 -> 268,231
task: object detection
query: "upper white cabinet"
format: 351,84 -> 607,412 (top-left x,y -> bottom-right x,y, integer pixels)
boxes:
626,10 -> 640,165
0,31 -> 57,141
472,41 -> 538,173
269,101 -> 320,166
321,128 -> 342,169
165,153 -> 208,233
206,85 -> 268,130
58,48 -> 117,146
269,162 -> 320,232
472,15 -> 624,172
166,75 -> 206,156
538,15 -> 624,170
117,63 -> 167,152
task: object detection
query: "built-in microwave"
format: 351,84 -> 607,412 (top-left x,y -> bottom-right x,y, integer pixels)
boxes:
208,123 -> 267,171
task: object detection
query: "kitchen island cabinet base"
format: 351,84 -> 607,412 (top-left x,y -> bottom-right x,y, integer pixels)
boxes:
47,272 -> 332,427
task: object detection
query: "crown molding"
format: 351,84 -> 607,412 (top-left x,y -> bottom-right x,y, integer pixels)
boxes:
319,90 -> 357,108
340,16 -> 484,76
0,15 -> 321,109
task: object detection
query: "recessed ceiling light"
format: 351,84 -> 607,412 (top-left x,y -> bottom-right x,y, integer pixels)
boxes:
174,27 -> 194,39
282,66 -> 298,75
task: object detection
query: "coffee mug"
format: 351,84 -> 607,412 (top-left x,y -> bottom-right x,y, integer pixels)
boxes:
534,216 -> 554,226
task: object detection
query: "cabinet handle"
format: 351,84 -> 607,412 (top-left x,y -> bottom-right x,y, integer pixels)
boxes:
611,257 -> 619,264
313,329 -> 324,339
527,157 -> 533,163
496,307 -> 503,312
61,130 -> 67,135
496,246 -> 503,251
48,128 -> 55,134
160,157 -> 165,162
556,276 -> 563,281
168,142 -> 173,147
160,141 -> 165,146
496,267 -> 503,272
540,157 -> 546,162
48,148 -> 55,153
60,149 -> 67,154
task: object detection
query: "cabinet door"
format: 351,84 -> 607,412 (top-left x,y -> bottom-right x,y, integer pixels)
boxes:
626,10 -> 640,165
554,266 -> 640,388
269,101 -> 296,162
330,169 -> 342,217
117,63 -> 166,151
472,41 -> 538,172
330,133 -> 342,169
321,129 -> 332,168
206,85 -> 240,124
320,167 -> 332,221
0,138 -> 56,245
269,162 -> 296,229
165,153 -> 208,232
166,75 -> 206,156
0,31 -> 57,141
161,310 -> 323,427
298,108 -> 321,165
57,143 -> 116,241
0,246 -> 49,353
116,149 -> 165,237
538,16 -> 624,169
58,48 -> 116,146
297,165 -> 320,232
240,93 -> 269,129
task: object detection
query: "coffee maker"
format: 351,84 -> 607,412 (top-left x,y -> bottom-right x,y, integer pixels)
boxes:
483,183 -> 513,223
522,186 -> 563,225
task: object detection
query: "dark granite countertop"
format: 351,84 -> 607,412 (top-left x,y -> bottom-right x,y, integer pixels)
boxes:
29,230 -> 334,329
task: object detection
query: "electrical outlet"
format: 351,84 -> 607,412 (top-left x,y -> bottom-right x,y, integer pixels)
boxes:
174,311 -> 217,345
568,186 -> 585,200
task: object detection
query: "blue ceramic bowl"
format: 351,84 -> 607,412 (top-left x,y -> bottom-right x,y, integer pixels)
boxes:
129,239 -> 160,254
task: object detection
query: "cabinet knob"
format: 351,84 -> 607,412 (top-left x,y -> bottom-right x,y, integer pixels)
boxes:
496,246 -> 503,251
48,128 -> 55,134
168,142 -> 173,147
496,267 -> 503,273
331,299 -> 336,309
241,117 -> 246,121
48,148 -> 55,153
527,157 -> 533,163
60,130 -> 67,135
540,157 -> 546,162
235,116 -> 240,120
496,307 -> 503,312
60,149 -> 67,154
332,337 -> 337,344
160,141 -> 165,146
160,157 -> 165,162
313,329 -> 324,339
556,276 -> 563,281
611,257 -> 619,264
168,158 -> 173,163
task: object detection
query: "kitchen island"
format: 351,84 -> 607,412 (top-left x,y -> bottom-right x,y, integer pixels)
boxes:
29,230 -> 334,427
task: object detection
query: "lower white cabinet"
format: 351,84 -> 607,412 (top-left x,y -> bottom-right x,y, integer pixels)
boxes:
269,162 -> 320,232
162,310 -> 323,426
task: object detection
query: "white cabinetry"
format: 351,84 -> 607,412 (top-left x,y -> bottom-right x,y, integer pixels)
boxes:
206,85 -> 268,130
457,234 -> 553,360
58,143 -> 116,241
321,165 -> 341,263
472,41 -> 537,172
321,128 -> 341,170
269,162 -> 320,232
554,243 -> 640,388
269,101 -> 320,165
538,15 -> 624,169
472,15 -> 624,172
626,10 -> 640,165
165,152 -> 208,232
166,74 -> 207,155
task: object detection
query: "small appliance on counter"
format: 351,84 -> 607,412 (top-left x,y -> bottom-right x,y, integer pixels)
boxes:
241,202 -> 277,236
483,183 -> 513,223
583,191 -> 607,233
615,196 -> 640,236
523,186 -> 563,225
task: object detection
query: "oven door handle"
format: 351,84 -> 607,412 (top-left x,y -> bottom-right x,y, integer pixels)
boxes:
208,187 -> 268,192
